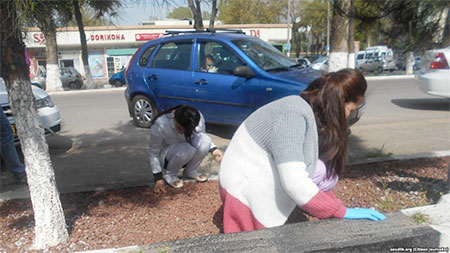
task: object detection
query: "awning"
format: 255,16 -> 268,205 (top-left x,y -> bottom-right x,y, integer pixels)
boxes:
106,48 -> 138,56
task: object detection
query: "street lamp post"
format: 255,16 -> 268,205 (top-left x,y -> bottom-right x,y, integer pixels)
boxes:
287,0 -> 291,57
327,0 -> 330,56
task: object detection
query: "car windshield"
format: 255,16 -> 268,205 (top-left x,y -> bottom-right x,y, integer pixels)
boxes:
313,56 -> 328,64
232,39 -> 297,71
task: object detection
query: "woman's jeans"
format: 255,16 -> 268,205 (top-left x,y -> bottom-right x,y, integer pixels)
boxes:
0,109 -> 25,175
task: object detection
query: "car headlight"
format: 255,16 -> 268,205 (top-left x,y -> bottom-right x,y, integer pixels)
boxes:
35,96 -> 54,108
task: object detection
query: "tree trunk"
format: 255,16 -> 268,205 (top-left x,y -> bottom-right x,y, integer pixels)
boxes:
0,1 -> 68,249
209,0 -> 217,29
73,0 -> 96,89
329,0 -> 350,72
441,8 -> 449,48
347,0 -> 355,69
188,0 -> 204,31
405,51 -> 414,74
41,16 -> 64,92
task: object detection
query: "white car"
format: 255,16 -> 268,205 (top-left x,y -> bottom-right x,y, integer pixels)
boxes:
415,47 -> 450,98
311,56 -> 328,71
0,78 -> 61,141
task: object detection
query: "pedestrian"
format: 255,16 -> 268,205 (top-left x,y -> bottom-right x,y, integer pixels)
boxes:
149,105 -> 222,193
219,68 -> 385,233
0,109 -> 26,184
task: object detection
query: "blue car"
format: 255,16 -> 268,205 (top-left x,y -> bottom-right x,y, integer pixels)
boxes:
124,29 -> 321,128
109,69 -> 126,87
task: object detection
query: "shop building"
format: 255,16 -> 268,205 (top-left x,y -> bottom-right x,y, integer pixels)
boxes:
24,24 -> 289,81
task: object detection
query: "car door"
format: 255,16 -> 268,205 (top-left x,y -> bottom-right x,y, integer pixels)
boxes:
59,68 -> 70,86
190,40 -> 259,124
144,40 -> 194,111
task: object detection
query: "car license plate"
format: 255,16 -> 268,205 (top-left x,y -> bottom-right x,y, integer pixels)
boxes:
11,124 -> 17,137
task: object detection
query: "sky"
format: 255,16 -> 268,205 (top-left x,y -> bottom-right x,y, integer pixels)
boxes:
112,0 -> 197,26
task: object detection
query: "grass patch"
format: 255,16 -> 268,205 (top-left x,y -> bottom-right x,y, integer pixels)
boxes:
413,213 -> 430,225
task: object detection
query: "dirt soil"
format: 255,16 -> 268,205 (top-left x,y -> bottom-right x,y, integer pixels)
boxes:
1,157 -> 449,252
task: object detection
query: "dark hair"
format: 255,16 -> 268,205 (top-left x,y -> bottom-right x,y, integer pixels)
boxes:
300,68 -> 367,178
151,104 -> 201,144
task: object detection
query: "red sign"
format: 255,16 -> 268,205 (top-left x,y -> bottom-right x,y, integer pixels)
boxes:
33,33 -> 46,45
250,30 -> 260,38
135,33 -> 164,41
90,34 -> 125,41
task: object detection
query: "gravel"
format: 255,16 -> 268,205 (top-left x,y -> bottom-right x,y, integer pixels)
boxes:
1,156 -> 448,252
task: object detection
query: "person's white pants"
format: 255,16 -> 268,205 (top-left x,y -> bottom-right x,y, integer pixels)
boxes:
163,133 -> 212,184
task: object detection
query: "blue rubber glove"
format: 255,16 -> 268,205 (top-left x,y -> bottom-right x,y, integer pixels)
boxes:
344,208 -> 386,221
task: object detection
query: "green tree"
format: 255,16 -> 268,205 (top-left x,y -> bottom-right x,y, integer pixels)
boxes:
293,0 -> 328,56
27,1 -> 68,92
0,1 -> 68,248
67,5 -> 115,26
219,0 -> 284,24
69,0 -> 121,89
167,6 -> 193,19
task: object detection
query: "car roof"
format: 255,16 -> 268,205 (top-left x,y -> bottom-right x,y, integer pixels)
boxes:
146,30 -> 258,45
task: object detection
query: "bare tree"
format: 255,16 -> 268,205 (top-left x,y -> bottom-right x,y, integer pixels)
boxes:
188,0 -> 204,30
0,1 -> 68,249
209,0 -> 218,29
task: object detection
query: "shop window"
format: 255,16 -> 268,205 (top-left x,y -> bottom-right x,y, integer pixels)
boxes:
60,59 -> 74,68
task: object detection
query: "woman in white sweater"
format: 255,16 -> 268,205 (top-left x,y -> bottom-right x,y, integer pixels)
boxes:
219,68 -> 385,233
149,105 -> 222,193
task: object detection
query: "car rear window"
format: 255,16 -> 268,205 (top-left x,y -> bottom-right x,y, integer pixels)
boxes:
152,42 -> 192,70
138,45 -> 156,67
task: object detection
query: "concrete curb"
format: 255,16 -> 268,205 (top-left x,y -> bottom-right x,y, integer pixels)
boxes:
1,150 -> 448,201
47,86 -> 125,96
365,74 -> 415,80
78,212 -> 441,253
348,150 -> 450,166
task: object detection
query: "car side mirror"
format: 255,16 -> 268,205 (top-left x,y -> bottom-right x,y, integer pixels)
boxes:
233,66 -> 254,78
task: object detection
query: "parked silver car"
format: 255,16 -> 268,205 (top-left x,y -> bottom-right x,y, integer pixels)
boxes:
31,67 -> 83,90
358,57 -> 383,73
0,78 -> 61,142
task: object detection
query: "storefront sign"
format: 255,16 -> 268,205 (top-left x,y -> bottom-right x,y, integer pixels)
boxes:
89,33 -> 125,41
33,33 -> 46,45
135,33 -> 164,41
250,30 -> 260,38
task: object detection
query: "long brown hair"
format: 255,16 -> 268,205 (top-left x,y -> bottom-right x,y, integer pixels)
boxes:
300,68 -> 367,178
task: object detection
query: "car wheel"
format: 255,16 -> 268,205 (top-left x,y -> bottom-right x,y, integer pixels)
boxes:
358,67 -> 365,73
113,80 -> 123,87
69,81 -> 82,90
377,67 -> 383,73
131,95 -> 157,128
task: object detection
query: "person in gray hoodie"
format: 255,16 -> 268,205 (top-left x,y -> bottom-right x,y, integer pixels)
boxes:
149,105 -> 222,193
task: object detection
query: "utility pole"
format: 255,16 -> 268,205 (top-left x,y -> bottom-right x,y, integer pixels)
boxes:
287,0 -> 291,57
327,0 -> 330,56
